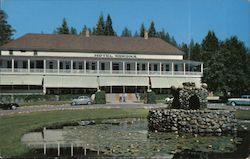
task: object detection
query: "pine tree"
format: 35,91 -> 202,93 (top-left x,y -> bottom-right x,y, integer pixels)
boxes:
190,43 -> 201,61
70,27 -> 77,35
96,14 -> 105,35
0,10 -> 15,46
201,31 -> 219,61
121,27 -> 132,37
104,14 -> 115,36
170,36 -> 177,46
92,27 -> 97,35
134,31 -> 139,37
139,23 -> 146,37
56,18 -> 70,34
148,21 -> 156,37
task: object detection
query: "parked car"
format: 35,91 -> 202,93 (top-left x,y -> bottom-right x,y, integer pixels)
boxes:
227,95 -> 250,106
71,96 -> 92,106
0,101 -> 20,110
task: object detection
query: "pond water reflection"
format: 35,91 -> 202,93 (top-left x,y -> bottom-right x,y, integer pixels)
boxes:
21,118 -> 250,158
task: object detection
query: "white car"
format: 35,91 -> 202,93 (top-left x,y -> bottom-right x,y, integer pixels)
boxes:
227,95 -> 250,106
71,96 -> 92,106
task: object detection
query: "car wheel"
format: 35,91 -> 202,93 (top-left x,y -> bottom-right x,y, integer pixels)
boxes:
11,105 -> 17,110
87,101 -> 91,105
71,102 -> 76,106
231,102 -> 236,106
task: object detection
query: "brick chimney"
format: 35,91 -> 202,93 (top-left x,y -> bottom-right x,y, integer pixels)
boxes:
144,31 -> 148,39
85,29 -> 90,37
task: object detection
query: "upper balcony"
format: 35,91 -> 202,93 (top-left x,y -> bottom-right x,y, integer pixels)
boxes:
0,58 -> 203,77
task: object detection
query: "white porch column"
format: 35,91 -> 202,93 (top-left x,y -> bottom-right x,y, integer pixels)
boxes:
183,63 -> 186,75
11,58 -> 14,72
123,61 -> 125,74
28,59 -> 30,72
147,62 -> 150,75
159,62 -> 162,75
97,61 -> 100,74
201,63 -> 203,74
57,59 -> 60,74
110,61 -> 112,74
43,59 -> 46,73
171,62 -> 174,75
70,59 -> 73,73
84,60 -> 86,74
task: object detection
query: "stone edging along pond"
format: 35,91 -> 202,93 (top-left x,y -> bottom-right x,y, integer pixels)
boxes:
148,109 -> 237,134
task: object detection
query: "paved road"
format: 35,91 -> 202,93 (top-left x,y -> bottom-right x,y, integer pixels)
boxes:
0,103 -> 249,117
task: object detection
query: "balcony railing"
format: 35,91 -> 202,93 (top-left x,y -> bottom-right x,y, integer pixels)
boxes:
0,68 -> 202,76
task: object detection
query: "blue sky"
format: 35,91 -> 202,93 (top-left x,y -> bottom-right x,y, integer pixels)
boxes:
2,0 -> 250,47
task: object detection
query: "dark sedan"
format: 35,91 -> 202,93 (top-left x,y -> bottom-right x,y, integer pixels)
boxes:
0,101 -> 19,110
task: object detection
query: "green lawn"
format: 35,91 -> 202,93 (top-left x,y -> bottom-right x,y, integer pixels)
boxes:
235,109 -> 250,120
0,108 -> 249,157
0,108 -> 148,157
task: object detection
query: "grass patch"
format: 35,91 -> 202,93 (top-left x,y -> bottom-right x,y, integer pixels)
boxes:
20,101 -> 70,106
235,110 -> 250,120
0,108 -> 148,157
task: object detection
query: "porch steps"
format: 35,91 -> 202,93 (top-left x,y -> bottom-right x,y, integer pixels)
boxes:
106,93 -> 141,104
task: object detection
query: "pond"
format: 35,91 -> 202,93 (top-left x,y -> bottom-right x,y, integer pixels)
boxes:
21,118 -> 250,158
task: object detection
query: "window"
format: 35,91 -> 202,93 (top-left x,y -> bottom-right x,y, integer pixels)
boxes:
165,64 -> 170,71
14,61 -> 18,68
101,63 -> 105,70
86,63 -> 89,69
73,62 -> 76,69
112,63 -> 119,70
66,64 -> 70,69
36,60 -> 43,69
91,62 -> 96,70
154,64 -> 158,71
30,61 -> 35,68
174,64 -> 179,71
9,50 -> 13,55
7,61 -> 12,68
60,62 -> 63,69
49,62 -> 53,69
22,61 -> 28,68
126,63 -> 131,70
79,63 -> 83,69
34,51 -> 38,56
142,64 -> 146,71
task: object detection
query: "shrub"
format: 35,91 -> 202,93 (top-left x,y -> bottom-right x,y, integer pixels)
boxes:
144,90 -> 156,104
95,90 -> 106,104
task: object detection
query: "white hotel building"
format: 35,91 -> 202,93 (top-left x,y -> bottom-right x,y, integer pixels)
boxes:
0,33 -> 203,95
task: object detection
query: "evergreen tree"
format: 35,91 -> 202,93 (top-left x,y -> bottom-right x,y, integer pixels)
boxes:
148,21 -> 156,37
170,36 -> 177,46
201,31 -> 219,61
96,14 -> 105,35
180,43 -> 189,59
134,31 -> 139,37
139,23 -> 146,37
201,31 -> 220,91
92,27 -> 97,35
56,18 -> 70,34
190,43 -> 202,61
121,27 -> 132,37
70,27 -> 77,35
104,14 -> 115,36
0,10 -> 15,45
221,36 -> 248,96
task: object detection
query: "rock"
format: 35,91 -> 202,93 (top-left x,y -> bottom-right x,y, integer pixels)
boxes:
171,127 -> 178,131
